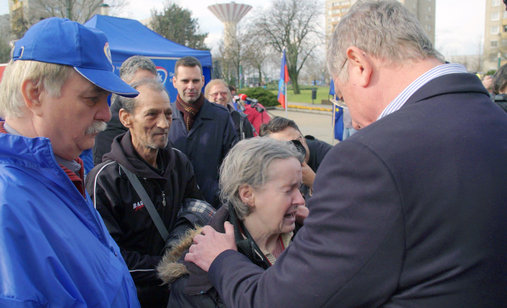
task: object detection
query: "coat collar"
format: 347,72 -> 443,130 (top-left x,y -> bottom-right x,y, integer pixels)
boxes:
403,73 -> 489,108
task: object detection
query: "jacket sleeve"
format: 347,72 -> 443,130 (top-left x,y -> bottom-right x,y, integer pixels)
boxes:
223,113 -> 239,155
208,141 -> 404,308
183,157 -> 204,201
85,164 -> 161,285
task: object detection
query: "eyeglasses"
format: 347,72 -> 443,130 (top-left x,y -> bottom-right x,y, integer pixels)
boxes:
332,58 -> 348,107
338,58 -> 348,75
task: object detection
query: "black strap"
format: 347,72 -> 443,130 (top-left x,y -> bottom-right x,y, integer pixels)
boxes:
119,164 -> 169,240
228,205 -> 271,269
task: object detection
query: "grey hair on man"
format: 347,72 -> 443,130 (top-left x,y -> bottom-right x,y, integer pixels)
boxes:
0,61 -> 72,118
118,78 -> 169,114
204,79 -> 231,101
219,137 -> 304,219
119,55 -> 157,84
327,0 -> 444,79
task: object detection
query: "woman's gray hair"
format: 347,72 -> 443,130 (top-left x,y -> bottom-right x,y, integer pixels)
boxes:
0,60 -> 72,118
118,78 -> 168,114
219,137 -> 304,219
327,0 -> 443,79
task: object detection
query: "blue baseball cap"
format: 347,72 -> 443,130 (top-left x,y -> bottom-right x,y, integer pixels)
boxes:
12,17 -> 138,97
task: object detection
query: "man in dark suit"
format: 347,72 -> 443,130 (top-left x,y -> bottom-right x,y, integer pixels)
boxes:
169,56 -> 237,208
184,1 -> 507,307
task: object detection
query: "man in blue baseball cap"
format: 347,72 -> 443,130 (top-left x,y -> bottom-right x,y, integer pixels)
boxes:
0,18 -> 141,307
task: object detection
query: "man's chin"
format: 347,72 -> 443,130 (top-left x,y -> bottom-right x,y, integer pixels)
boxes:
147,142 -> 168,150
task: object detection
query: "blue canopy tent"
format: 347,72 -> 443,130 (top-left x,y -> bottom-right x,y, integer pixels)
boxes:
84,15 -> 212,101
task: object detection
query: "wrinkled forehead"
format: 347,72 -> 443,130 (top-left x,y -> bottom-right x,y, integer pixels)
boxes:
210,83 -> 228,93
175,65 -> 202,79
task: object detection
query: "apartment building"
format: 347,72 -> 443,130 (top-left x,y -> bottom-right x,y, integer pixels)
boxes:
483,0 -> 507,71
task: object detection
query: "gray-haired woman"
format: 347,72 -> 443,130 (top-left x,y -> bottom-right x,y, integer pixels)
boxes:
157,137 -> 308,308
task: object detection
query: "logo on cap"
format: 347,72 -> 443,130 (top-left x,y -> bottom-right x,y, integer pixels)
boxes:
104,42 -> 112,68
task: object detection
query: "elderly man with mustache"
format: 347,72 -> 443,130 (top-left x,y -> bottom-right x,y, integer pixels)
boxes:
0,18 -> 140,307
86,78 -> 207,307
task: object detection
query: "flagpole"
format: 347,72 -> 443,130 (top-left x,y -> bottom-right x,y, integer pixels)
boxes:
284,82 -> 288,116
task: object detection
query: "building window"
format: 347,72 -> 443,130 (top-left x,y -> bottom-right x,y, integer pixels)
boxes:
502,39 -> 507,47
491,40 -> 498,48
492,25 -> 500,35
493,0 -> 501,7
504,11 -> 507,19
504,25 -> 507,32
492,11 -> 500,21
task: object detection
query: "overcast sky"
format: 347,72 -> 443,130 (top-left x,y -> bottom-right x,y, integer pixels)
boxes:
0,0 -> 486,58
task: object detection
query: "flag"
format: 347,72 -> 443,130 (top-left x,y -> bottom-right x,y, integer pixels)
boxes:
277,49 -> 290,108
333,105 -> 344,141
329,79 -> 335,96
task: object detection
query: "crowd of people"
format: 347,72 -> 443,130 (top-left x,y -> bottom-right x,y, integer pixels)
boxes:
0,1 -> 506,307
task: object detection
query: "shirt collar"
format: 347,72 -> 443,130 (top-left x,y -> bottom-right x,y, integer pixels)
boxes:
377,63 -> 468,120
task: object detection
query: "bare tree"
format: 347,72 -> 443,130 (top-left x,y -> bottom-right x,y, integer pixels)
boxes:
300,50 -> 327,85
252,0 -> 323,94
10,0 -> 127,38
0,15 -> 11,62
212,40 -> 239,86
240,27 -> 272,86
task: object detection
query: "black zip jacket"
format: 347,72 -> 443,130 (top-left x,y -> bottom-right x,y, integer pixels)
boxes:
85,131 -> 202,307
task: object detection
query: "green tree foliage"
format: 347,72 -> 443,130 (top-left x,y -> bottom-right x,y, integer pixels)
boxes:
240,87 -> 279,107
150,3 -> 208,50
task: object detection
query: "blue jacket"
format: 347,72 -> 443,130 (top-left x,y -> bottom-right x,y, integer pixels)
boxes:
169,100 -> 237,207
0,133 -> 140,307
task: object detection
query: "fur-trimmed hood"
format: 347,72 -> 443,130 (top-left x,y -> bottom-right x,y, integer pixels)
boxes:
157,227 -> 202,285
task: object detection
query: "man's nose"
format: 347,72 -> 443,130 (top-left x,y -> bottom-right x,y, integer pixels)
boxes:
97,97 -> 112,122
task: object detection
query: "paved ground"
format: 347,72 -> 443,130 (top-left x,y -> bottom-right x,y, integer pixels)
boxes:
265,103 -> 338,145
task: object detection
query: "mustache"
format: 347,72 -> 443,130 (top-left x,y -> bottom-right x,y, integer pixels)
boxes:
85,121 -> 107,135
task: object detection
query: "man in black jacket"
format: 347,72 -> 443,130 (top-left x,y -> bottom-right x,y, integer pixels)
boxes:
93,55 -> 158,165
259,116 -> 332,196
86,79 -> 208,307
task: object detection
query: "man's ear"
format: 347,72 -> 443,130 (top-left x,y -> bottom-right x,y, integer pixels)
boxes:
119,108 -> 132,128
346,46 -> 373,88
20,79 -> 43,116
238,184 -> 255,207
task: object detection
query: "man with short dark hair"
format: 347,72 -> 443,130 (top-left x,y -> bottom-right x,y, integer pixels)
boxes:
260,116 -> 332,194
86,79 -> 207,307
184,1 -> 507,307
93,55 -> 159,165
169,56 -> 237,208
0,17 -> 140,306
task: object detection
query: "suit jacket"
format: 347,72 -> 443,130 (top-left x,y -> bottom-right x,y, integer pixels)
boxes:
169,99 -> 237,208
208,73 -> 507,307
